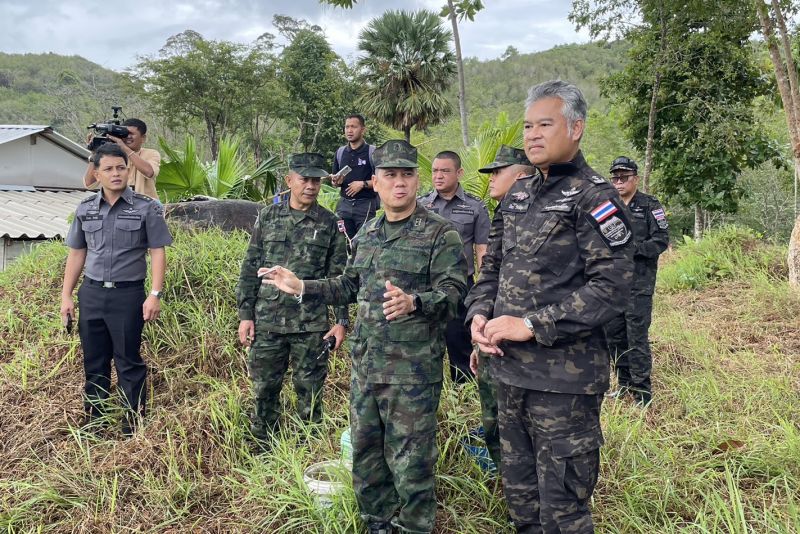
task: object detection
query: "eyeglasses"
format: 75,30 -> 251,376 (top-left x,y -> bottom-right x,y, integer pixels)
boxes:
610,174 -> 636,183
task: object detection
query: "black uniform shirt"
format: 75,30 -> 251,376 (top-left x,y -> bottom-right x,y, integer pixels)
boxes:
332,142 -> 377,201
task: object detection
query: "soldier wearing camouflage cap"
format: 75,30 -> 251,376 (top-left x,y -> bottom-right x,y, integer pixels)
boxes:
468,145 -> 537,473
604,156 -> 669,406
466,81 -> 634,532
264,140 -> 467,534
236,152 -> 349,445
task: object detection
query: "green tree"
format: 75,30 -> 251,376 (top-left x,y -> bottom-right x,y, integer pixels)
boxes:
605,6 -> 783,237
280,29 -> 353,155
132,31 -> 281,159
356,10 -> 456,142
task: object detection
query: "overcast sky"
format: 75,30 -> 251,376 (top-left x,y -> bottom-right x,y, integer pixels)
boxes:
0,0 -> 589,71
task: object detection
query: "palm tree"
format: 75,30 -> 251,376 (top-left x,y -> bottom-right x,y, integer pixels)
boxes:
357,10 -> 457,143
156,135 -> 280,203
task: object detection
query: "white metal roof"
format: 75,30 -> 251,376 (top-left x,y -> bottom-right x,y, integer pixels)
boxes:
0,125 -> 90,159
0,189 -> 94,239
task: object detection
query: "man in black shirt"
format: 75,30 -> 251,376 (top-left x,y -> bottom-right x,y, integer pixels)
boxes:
331,114 -> 378,239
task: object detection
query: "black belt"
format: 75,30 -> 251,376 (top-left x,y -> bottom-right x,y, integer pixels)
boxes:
85,278 -> 144,288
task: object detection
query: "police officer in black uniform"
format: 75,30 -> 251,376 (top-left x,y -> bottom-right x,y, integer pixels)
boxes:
61,143 -> 173,436
604,156 -> 669,406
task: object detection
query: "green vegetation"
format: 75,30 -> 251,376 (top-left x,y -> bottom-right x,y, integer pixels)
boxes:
1,226 -> 797,532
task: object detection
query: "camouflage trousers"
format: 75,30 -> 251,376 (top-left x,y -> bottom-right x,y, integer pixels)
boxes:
497,383 -> 603,534
350,375 -> 442,534
605,293 -> 653,402
477,354 -> 502,473
247,331 -> 328,439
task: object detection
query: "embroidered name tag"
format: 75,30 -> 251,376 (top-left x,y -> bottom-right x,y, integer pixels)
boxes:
451,208 -> 474,216
542,204 -> 572,212
117,214 -> 142,220
82,214 -> 103,221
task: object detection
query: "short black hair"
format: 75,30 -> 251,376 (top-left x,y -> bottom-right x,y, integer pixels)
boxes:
122,118 -> 147,135
344,114 -> 366,127
434,150 -> 462,169
93,142 -> 128,168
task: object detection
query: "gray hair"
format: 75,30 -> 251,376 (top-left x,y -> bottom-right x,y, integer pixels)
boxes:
525,80 -> 587,135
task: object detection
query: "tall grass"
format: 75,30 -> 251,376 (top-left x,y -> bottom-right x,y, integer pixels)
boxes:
0,225 -> 798,532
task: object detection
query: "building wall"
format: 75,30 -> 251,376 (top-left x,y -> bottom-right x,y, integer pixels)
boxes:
1,237 -> 50,270
0,135 -> 86,189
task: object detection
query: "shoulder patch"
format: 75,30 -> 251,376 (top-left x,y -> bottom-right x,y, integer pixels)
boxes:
599,215 -> 632,247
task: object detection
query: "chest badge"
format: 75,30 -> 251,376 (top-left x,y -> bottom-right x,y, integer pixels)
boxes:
511,191 -> 529,201
122,208 -> 139,214
561,187 -> 581,197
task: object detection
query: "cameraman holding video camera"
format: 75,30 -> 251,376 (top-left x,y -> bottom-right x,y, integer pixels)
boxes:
84,118 -> 161,200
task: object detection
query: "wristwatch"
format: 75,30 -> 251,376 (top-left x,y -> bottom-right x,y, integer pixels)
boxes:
522,316 -> 535,336
150,290 -> 162,299
336,318 -> 350,329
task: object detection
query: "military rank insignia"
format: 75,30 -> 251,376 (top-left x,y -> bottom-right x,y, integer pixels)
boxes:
511,191 -> 529,201
337,220 -> 346,233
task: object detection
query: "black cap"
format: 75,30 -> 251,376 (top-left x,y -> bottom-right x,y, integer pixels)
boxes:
610,156 -> 638,174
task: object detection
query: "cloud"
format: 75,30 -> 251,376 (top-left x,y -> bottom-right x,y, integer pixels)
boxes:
0,0 -> 589,70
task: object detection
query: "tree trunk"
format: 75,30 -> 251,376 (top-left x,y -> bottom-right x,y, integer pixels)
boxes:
789,212 -> 800,289
643,71 -> 661,194
771,0 -> 800,135
756,0 -> 800,287
447,0 -> 470,147
404,125 -> 412,144
694,205 -> 704,240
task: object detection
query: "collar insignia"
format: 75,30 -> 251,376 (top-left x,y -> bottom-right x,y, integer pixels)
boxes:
511,191 -> 529,201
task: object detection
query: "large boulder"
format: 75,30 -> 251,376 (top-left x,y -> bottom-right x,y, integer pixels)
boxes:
165,197 -> 263,233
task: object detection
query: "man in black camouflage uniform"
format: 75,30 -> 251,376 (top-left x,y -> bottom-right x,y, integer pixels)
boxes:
236,153 -> 349,442
469,145 -> 536,473
604,156 -> 669,406
263,140 -> 467,534
467,81 -> 634,533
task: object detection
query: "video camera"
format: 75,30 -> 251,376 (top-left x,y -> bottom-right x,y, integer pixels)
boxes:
86,106 -> 128,151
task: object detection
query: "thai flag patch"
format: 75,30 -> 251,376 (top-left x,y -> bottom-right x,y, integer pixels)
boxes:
652,208 -> 666,221
590,200 -> 618,223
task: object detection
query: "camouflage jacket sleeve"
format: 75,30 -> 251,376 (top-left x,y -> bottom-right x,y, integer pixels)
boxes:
236,212 -> 263,321
304,239 -> 361,306
465,209 -> 503,321
527,190 -> 634,346
417,226 -> 467,322
325,219 -> 350,322
636,197 -> 669,259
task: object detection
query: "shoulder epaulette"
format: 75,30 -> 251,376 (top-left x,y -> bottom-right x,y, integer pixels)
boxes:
80,194 -> 98,204
588,174 -> 607,185
133,192 -> 154,202
464,191 -> 483,202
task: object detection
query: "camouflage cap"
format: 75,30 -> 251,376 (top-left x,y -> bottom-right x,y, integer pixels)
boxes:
478,145 -> 530,173
610,156 -> 638,174
288,152 -> 329,178
372,139 -> 418,169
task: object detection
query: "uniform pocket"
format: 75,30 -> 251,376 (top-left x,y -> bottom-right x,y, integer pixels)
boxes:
114,218 -> 143,249
550,427 -> 604,502
262,230 -> 287,264
81,220 -> 103,250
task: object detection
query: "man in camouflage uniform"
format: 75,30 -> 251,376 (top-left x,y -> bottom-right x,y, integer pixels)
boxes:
469,145 -> 536,473
236,153 -> 349,442
264,140 -> 467,534
604,156 -> 669,406
418,150 -> 490,383
466,81 -> 634,533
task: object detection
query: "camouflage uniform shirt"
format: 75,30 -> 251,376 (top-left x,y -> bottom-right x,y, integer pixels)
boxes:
304,204 -> 468,384
236,200 -> 348,333
466,151 -> 634,395
627,190 -> 669,295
